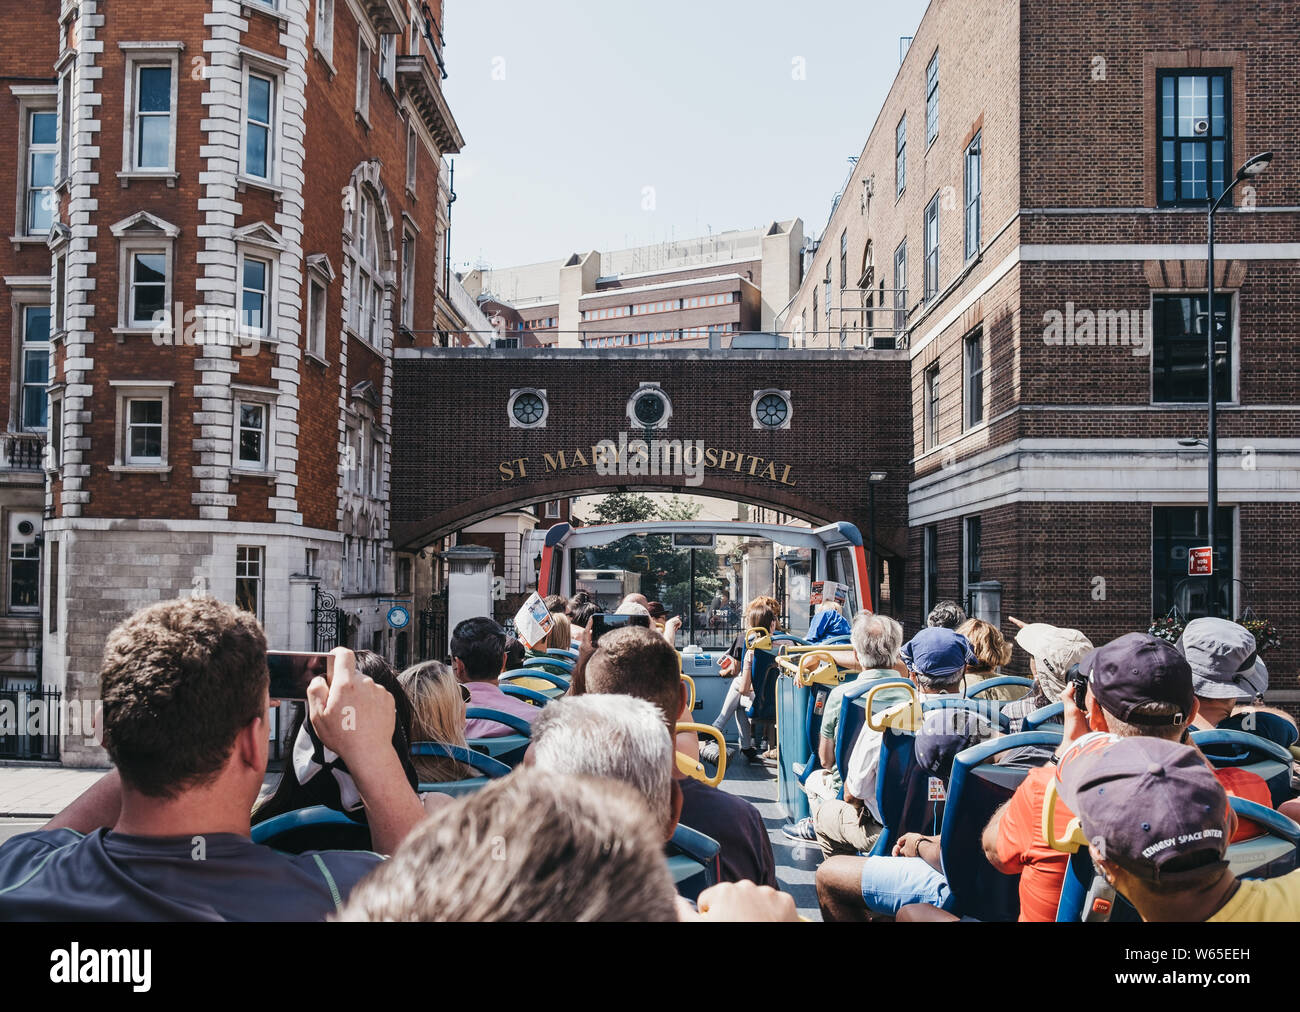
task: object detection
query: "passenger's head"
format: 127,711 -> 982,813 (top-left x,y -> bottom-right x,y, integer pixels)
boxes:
529,695 -> 678,839
567,596 -> 598,629
926,601 -> 967,630
542,594 -> 568,614
585,626 -> 686,733
336,770 -> 680,922
398,661 -> 473,783
1013,622 -> 1093,697
900,627 -> 976,692
1058,736 -> 1231,912
502,635 -> 526,673
543,613 -> 572,651
100,597 -> 268,799
616,601 -> 650,617
850,611 -> 903,669
1175,617 -> 1269,706
1078,633 -> 1197,741
619,593 -> 650,612
450,617 -> 506,682
957,618 -> 1013,675
353,649 -> 414,744
745,598 -> 778,634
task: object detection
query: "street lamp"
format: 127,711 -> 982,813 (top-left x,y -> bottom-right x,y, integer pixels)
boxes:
868,472 -> 887,613
1204,151 -> 1272,617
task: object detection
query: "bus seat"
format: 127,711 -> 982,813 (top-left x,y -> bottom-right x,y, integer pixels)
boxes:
924,695 -> 1012,733
502,667 -> 570,692
521,656 -> 574,676
939,730 -> 1062,922
251,804 -> 371,854
465,707 -> 532,767
499,684 -> 555,708
1225,797 -> 1300,880
546,647 -> 579,662
745,645 -> 782,723
836,678 -> 914,801
414,742 -> 511,798
965,676 -> 1034,701
1023,702 -> 1065,732
666,824 -> 722,902
1191,729 -> 1294,807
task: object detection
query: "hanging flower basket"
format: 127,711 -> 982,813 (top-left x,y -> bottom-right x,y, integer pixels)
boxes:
1148,614 -> 1185,645
1239,617 -> 1282,654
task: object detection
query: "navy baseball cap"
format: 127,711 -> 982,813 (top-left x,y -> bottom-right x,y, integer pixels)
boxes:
1058,736 -> 1229,883
901,627 -> 977,678
1079,633 -> 1194,728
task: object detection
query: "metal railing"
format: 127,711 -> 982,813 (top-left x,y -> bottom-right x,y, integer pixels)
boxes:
3,433 -> 45,471
0,686 -> 61,761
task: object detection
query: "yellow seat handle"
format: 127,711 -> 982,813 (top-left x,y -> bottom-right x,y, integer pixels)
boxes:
680,673 -> 696,714
1042,776 -> 1089,854
864,681 -> 921,733
677,722 -> 726,787
745,626 -> 772,652
796,650 -> 842,688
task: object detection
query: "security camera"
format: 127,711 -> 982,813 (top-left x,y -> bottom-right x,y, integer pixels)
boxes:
1193,119 -> 1210,136
17,520 -> 34,537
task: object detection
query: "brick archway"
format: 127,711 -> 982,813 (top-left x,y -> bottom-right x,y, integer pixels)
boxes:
391,347 -> 913,561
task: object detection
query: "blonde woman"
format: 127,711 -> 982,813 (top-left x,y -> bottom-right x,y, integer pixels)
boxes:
529,612 -> 572,656
956,618 -> 1021,702
398,661 -> 479,784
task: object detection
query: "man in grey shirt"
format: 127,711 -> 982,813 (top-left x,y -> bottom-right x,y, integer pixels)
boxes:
0,597 -> 425,921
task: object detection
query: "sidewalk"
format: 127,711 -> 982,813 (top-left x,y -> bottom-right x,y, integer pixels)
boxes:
0,765 -> 111,817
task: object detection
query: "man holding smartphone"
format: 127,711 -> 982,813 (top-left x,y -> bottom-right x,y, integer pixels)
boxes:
0,597 -> 426,921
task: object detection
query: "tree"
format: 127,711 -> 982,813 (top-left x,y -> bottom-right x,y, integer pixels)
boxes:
590,492 -> 657,525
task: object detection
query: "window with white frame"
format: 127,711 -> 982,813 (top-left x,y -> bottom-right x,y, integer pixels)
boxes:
379,34 -> 396,89
130,252 -> 167,326
544,499 -> 561,519
243,71 -> 274,180
239,255 -> 272,336
400,228 -> 415,329
342,535 -> 352,591
112,211 -> 178,334
923,193 -> 940,303
314,0 -> 334,62
307,275 -> 327,359
48,390 -> 62,470
370,540 -> 380,592
119,45 -> 182,178
25,109 -> 57,235
235,545 -> 264,620
895,114 -> 907,197
964,133 -> 982,261
356,39 -> 372,121
111,381 -> 172,469
925,50 -> 939,146
370,437 -> 382,498
53,253 -> 65,334
233,392 -> 271,469
20,305 -> 50,431
406,123 -> 417,193
351,188 -> 386,346
10,539 -> 40,611
59,66 -> 73,184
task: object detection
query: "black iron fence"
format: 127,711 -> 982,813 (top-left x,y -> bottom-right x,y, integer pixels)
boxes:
0,687 -> 62,761
312,585 -> 346,653
418,591 -> 449,663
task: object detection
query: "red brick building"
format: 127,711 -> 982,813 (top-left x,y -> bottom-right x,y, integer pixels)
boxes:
3,0 -> 465,762
782,0 -> 1300,692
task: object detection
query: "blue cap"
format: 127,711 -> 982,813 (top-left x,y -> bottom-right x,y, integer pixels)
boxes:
901,627 -> 977,678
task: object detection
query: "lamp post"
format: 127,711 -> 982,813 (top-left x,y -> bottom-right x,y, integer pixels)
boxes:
1204,151 -> 1272,617
868,471 -> 887,613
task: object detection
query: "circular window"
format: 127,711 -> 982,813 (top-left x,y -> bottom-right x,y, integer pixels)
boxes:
508,388 -> 548,428
634,391 -> 667,427
751,389 -> 793,430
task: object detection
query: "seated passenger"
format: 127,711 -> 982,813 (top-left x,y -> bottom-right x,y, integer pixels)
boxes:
926,600 -> 967,630
337,770 -> 682,922
398,660 -> 478,784
815,707 -> 995,921
528,694 -> 680,840
0,598 -> 424,921
807,600 -> 851,643
1000,618 -> 1093,732
542,593 -> 569,614
957,618 -> 1020,702
1056,736 -> 1300,922
811,626 -> 976,860
583,626 -> 779,888
783,612 -> 904,842
702,598 -> 778,764
566,600 -> 599,649
452,616 -> 539,739
985,633 -> 1275,922
502,635 -> 527,674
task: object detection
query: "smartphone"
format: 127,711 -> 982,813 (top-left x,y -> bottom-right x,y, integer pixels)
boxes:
266,651 -> 334,700
591,612 -> 651,644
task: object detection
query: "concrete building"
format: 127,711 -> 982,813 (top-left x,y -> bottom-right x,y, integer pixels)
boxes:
4,0 -> 466,763
780,0 -> 1300,689
461,220 -> 804,349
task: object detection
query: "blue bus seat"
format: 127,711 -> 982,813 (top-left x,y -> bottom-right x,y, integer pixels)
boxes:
746,646 -> 782,723
820,634 -> 853,646
938,730 -> 1062,921
835,678 -> 914,802
414,741 -> 510,798
523,655 -> 573,673
924,695 -> 1012,733
499,683 -> 554,708
1191,729 -> 1294,808
665,824 -> 722,902
465,707 -> 532,766
546,647 -> 579,662
251,804 -> 372,854
1023,702 -> 1064,732
964,676 -> 1034,701
502,667 -> 570,691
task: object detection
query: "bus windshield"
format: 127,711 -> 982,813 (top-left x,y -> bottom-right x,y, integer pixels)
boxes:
570,532 -> 817,649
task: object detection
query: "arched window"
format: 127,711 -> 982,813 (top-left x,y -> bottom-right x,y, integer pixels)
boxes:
351,188 -> 386,346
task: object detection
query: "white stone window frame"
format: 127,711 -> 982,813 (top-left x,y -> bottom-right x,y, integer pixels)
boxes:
355,32 -> 374,126
231,383 -> 277,476
7,279 -> 53,434
378,33 -> 397,92
46,385 -> 63,474
313,0 -> 336,68
235,543 -> 266,621
626,383 -> 672,431
347,186 -> 391,351
400,223 -> 416,331
117,42 -> 184,187
305,253 -> 334,366
233,221 -> 288,348
751,388 -> 793,431
9,85 -> 58,244
508,387 -> 548,429
57,56 -> 74,189
109,379 -> 174,477
238,250 -> 274,340
110,211 -> 180,340
237,50 -> 290,198
405,121 -> 418,196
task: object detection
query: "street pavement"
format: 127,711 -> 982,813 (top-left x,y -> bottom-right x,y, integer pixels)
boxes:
0,764 -> 110,818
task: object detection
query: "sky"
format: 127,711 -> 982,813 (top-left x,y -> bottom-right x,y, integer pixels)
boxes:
442,0 -> 931,270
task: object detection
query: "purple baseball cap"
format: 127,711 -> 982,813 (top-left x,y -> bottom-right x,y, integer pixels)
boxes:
1080,633 -> 1195,728
901,627 -> 977,679
1057,736 -> 1229,883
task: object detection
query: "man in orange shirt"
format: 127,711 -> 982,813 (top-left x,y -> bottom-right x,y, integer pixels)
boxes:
982,633 -> 1272,922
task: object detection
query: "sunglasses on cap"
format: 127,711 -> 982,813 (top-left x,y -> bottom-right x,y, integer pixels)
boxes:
459,684 -> 472,704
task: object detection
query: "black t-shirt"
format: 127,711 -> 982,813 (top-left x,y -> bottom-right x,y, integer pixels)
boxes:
677,776 -> 778,888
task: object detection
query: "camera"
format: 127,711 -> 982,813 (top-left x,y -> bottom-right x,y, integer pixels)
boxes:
1066,662 -> 1089,714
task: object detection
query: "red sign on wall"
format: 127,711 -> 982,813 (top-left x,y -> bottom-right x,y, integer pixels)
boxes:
1188,546 -> 1214,576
